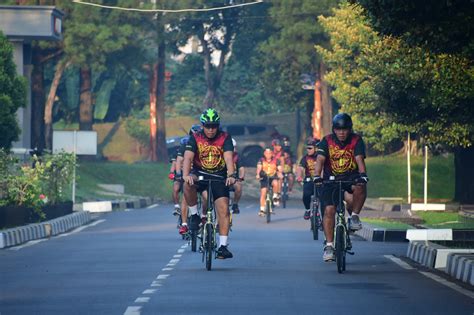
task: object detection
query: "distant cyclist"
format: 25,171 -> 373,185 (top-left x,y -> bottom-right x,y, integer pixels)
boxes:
176,125 -> 201,235
168,146 -> 182,216
282,149 -> 295,194
230,138 -> 245,214
271,138 -> 285,205
182,108 -> 236,259
256,147 -> 282,216
314,113 -> 368,262
296,138 -> 319,220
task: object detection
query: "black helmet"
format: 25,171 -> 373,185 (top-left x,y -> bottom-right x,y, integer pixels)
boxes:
189,124 -> 201,135
305,137 -> 319,147
332,113 -> 353,130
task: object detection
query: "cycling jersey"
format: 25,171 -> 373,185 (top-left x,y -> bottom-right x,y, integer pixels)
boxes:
317,133 -> 365,179
258,157 -> 280,177
299,154 -> 318,178
186,129 -> 233,176
283,154 -> 294,173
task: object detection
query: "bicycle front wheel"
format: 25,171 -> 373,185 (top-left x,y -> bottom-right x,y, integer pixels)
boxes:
266,200 -> 272,223
205,224 -> 214,271
335,225 -> 346,273
311,210 -> 319,240
190,228 -> 197,252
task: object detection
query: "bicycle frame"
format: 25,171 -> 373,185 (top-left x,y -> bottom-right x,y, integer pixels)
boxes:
281,173 -> 289,208
305,177 -> 323,240
262,176 -> 278,223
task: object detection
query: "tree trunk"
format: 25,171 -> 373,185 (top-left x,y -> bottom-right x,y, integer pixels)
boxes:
148,63 -> 157,161
454,146 -> 474,204
156,40 -> 168,163
31,48 -> 45,151
44,60 -> 69,150
79,66 -> 93,131
320,62 -> 333,138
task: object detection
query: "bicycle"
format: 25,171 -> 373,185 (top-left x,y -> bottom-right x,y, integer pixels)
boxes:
305,177 -> 323,241
188,193 -> 201,252
260,176 -> 279,224
322,177 -> 355,273
197,174 -> 226,271
281,173 -> 289,208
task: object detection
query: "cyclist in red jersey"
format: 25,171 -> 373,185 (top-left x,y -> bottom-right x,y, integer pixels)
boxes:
271,139 -> 285,205
256,147 -> 283,216
313,113 -> 368,262
296,138 -> 320,220
230,138 -> 245,214
182,108 -> 236,259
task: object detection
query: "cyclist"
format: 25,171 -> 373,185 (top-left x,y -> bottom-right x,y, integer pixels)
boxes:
314,113 -> 368,262
281,135 -> 291,153
296,138 -> 319,220
256,147 -> 283,216
271,138 -> 285,205
168,146 -> 182,216
230,138 -> 245,214
182,108 -> 236,259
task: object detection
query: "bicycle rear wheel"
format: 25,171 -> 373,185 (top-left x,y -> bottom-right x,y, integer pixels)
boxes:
190,228 -> 197,252
311,210 -> 319,240
335,225 -> 346,273
205,224 -> 213,271
266,199 -> 272,223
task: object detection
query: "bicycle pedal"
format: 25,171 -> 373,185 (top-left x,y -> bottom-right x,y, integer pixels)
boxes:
347,251 -> 355,255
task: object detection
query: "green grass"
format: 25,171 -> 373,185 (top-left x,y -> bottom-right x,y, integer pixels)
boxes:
362,218 -> 414,230
366,154 -> 454,200
416,211 -> 474,229
76,161 -> 172,202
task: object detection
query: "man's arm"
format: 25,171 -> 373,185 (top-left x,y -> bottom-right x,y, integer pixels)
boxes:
224,151 -> 236,186
256,163 -> 262,179
315,155 -> 326,178
238,166 -> 245,180
183,150 -> 195,184
175,156 -> 183,175
355,155 -> 366,174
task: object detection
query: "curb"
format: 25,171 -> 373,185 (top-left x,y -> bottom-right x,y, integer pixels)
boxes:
0,211 -> 92,249
355,224 -> 408,242
446,253 -> 474,286
110,197 -> 159,211
406,241 -> 443,268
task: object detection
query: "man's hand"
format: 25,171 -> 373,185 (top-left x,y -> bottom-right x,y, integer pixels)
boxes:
296,176 -> 303,183
355,173 -> 369,185
183,175 -> 194,185
313,175 -> 323,186
168,172 -> 175,180
226,177 -> 236,186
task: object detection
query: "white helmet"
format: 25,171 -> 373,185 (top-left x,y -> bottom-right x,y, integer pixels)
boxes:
232,138 -> 237,147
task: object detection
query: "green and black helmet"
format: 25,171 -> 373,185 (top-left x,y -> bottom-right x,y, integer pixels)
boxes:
200,108 -> 220,125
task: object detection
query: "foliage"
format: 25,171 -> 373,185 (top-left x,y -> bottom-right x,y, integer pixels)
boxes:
0,32 -> 27,149
0,151 -> 76,216
124,112 -> 150,149
317,2 -> 474,150
259,0 -> 338,109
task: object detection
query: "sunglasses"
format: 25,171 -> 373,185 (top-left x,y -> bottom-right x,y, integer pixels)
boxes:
306,147 -> 315,150
203,124 -> 219,129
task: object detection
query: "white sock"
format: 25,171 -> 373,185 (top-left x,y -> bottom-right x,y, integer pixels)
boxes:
174,204 -> 179,208
260,206 -> 265,211
219,235 -> 228,246
189,205 -> 198,215
326,242 -> 333,247
182,222 -> 188,226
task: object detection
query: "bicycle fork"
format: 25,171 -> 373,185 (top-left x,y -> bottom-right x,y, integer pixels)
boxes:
336,213 -> 354,255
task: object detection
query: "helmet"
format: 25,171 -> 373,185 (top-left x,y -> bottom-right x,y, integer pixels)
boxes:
232,138 -> 237,147
306,137 -> 319,147
264,146 -> 273,152
272,138 -> 281,146
180,135 -> 190,145
332,113 -> 353,130
189,124 -> 201,135
200,108 -> 220,125
281,135 -> 290,146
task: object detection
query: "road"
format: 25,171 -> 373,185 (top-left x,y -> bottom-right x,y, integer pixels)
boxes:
1,198 -> 473,315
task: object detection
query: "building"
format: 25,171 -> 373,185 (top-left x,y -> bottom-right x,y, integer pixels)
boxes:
0,5 -> 64,149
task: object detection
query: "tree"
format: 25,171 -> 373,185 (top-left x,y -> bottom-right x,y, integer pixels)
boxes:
0,32 -> 27,149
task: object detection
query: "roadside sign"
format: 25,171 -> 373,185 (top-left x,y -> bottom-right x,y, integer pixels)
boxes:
302,84 -> 315,90
53,130 -> 97,155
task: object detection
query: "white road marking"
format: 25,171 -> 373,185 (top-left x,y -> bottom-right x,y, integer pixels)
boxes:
8,219 -> 106,250
173,254 -> 182,258
245,205 -> 252,209
8,239 -> 47,251
177,249 -> 185,253
419,271 -> 474,300
142,289 -> 157,294
150,281 -> 162,287
169,259 -> 180,264
146,204 -> 158,209
162,267 -> 173,271
134,297 -> 150,303
124,306 -> 141,315
385,255 -> 474,300
384,255 -> 414,270
124,209 -> 132,212
156,274 -> 169,280
57,219 -> 106,237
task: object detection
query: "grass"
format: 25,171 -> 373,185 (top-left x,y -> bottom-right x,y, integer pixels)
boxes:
75,161 -> 172,202
416,211 -> 474,229
361,218 -> 414,230
366,154 -> 454,201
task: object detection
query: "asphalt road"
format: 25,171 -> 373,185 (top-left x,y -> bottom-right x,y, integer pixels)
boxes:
1,198 -> 473,315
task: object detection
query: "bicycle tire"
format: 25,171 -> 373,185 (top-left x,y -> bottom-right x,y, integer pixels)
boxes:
335,225 -> 345,273
311,211 -> 319,240
265,200 -> 272,223
205,224 -> 213,271
190,228 -> 197,252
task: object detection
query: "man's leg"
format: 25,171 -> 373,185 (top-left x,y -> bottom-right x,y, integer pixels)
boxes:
302,182 -> 312,220
215,188 -> 233,259
271,179 -> 280,208
348,185 -> 366,230
232,182 -> 242,214
259,187 -> 266,216
323,205 -> 336,261
172,181 -> 181,215
183,177 -> 200,232
288,173 -> 295,192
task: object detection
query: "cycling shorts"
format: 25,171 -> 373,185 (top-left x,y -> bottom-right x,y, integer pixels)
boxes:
320,173 -> 359,207
191,169 -> 229,201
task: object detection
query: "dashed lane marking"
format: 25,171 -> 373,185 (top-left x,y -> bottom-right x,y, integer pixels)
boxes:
124,306 -> 141,315
146,204 -> 158,209
383,255 -> 414,270
134,297 -> 150,303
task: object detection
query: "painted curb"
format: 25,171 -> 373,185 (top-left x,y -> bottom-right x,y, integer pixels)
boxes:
446,253 -> 474,286
355,224 -> 407,242
0,211 -> 92,249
